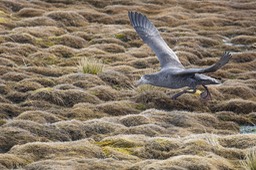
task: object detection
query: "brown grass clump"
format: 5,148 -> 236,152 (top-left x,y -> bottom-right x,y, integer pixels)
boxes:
0,54 -> 31,66
16,8 -> 45,17
216,111 -> 253,125
0,103 -> 23,119
120,115 -> 150,127
82,120 -> 127,138
57,73 -> 106,89
232,52 -> 256,63
12,26 -> 65,38
211,99 -> 256,114
130,154 -> 233,169
3,120 -> 70,141
219,134 -> 256,149
87,85 -> 118,101
231,35 -> 256,45
29,88 -> 101,107
99,71 -> 133,89
96,100 -> 139,116
4,33 -> 35,44
0,57 -> 17,67
17,16 -> 57,27
0,83 -> 10,95
47,11 -> 87,27
16,110 -> 61,124
14,80 -> 44,92
218,85 -> 256,99
2,72 -> 29,82
176,51 -> 200,66
135,90 -> 209,112
22,77 -> 56,87
90,43 -> 126,53
53,120 -> 89,140
6,91 -> 28,103
0,154 -> 28,169
51,34 -> 87,49
23,67 -> 62,77
28,51 -> 59,66
78,10 -> 114,24
124,124 -> 167,137
67,103 -> 108,120
1,0 -> 24,12
9,139 -> 104,161
0,127 -> 37,153
47,45 -> 75,58
24,158 -> 132,170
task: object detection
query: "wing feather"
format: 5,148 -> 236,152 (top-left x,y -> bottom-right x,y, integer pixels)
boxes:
128,11 -> 184,69
173,52 -> 232,75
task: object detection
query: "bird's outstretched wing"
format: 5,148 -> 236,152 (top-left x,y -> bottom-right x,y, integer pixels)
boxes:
128,11 -> 184,69
173,52 -> 232,75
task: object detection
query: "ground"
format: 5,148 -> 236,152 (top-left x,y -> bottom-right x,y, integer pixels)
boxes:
0,0 -> 256,169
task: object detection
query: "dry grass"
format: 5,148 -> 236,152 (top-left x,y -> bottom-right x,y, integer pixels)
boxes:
0,0 -> 256,169
78,57 -> 104,75
241,148 -> 256,170
135,84 -> 166,94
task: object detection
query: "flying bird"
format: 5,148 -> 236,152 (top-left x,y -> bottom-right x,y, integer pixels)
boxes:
128,11 -> 232,100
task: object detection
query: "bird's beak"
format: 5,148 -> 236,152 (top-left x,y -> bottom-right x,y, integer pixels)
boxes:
135,79 -> 143,87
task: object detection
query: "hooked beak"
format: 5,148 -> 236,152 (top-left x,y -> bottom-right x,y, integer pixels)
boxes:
135,79 -> 143,87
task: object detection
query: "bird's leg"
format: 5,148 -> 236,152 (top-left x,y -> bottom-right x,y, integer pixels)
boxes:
171,88 -> 196,100
200,85 -> 212,100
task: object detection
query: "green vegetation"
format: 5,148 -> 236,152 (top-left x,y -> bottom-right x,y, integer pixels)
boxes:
78,57 -> 104,75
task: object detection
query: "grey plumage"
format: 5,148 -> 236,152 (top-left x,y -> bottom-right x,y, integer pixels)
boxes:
129,11 -> 232,100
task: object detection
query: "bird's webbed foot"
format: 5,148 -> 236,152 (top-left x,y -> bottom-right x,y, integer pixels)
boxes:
171,88 -> 196,100
200,85 -> 212,101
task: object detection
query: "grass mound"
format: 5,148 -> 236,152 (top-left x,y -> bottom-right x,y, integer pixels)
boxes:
211,99 -> 256,114
16,8 -> 45,17
78,57 -> 104,75
3,120 -> 70,141
87,85 -> 118,101
24,158 -> 132,170
16,110 -> 61,124
14,80 -> 43,92
96,100 -> 140,116
17,16 -> 57,27
9,139 -> 104,161
47,11 -> 87,27
99,71 -> 133,89
58,73 -> 106,89
29,88 -> 101,107
0,127 -> 37,153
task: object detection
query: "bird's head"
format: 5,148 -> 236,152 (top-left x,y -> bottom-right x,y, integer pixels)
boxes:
135,74 -> 152,87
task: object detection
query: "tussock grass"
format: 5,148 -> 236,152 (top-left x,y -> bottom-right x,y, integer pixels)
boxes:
241,148 -> 256,170
204,133 -> 221,148
135,84 -> 166,94
78,57 -> 104,75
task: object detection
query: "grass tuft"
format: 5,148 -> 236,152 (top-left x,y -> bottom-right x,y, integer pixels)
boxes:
135,84 -> 165,94
78,57 -> 104,75
241,148 -> 256,170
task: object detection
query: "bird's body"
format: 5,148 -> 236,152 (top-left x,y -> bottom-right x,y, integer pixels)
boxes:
128,11 -> 232,100
141,70 -> 220,89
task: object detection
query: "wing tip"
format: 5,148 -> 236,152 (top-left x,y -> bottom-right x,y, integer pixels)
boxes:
128,11 -> 148,27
